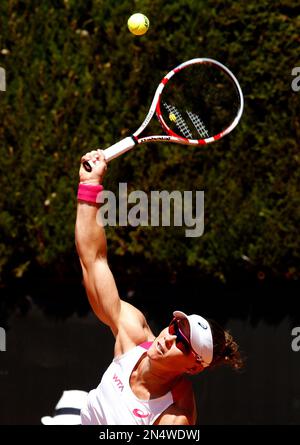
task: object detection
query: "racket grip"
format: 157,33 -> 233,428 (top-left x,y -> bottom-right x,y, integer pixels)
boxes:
82,136 -> 136,172
104,136 -> 136,161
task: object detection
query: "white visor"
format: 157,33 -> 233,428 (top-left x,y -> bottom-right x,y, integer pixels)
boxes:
173,311 -> 213,367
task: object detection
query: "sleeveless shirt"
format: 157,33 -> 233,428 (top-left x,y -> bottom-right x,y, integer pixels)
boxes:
80,342 -> 175,425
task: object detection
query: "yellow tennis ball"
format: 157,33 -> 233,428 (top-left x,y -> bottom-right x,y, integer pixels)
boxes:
127,13 -> 149,36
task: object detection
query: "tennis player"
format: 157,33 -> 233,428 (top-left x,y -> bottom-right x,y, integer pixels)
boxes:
76,149 -> 243,425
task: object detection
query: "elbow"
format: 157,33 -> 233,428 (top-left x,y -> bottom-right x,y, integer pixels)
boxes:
75,239 -> 107,267
76,245 -> 107,271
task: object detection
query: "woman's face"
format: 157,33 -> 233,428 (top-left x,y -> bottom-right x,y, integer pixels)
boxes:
147,321 -> 204,375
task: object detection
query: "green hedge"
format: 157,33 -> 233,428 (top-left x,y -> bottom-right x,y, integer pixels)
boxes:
0,0 -> 299,285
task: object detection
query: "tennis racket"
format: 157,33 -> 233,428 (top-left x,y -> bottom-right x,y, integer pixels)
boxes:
83,57 -> 244,172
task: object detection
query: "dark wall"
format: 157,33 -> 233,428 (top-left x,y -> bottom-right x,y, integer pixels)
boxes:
0,302 -> 299,425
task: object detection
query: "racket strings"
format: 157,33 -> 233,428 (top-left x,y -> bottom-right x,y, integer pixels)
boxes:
163,102 -> 193,139
159,62 -> 242,141
186,110 -> 209,138
163,102 -> 209,139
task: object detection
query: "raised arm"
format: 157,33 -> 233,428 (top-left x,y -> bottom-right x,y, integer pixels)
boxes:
75,150 -> 154,354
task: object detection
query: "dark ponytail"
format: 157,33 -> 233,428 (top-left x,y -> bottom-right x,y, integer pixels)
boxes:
208,319 -> 245,371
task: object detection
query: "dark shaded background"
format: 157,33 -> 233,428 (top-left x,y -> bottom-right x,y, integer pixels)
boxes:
1,270 -> 300,425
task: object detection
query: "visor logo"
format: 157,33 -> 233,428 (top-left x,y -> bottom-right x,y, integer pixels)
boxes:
198,321 -> 207,330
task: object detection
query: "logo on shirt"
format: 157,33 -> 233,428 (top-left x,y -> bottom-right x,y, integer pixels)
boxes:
112,374 -> 124,392
133,408 -> 150,418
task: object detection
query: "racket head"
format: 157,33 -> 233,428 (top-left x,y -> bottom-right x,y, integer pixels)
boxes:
83,58 -> 244,170
153,58 -> 244,145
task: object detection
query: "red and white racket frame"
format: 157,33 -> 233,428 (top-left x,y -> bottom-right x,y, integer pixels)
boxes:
83,58 -> 244,170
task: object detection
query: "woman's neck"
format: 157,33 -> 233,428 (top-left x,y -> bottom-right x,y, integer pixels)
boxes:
130,354 -> 182,399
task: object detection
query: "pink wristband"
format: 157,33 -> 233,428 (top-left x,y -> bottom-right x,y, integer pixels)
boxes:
77,183 -> 104,204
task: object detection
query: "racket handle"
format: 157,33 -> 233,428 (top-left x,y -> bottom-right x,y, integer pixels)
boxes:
82,136 -> 136,172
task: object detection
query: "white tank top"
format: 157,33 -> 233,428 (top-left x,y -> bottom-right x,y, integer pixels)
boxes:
81,342 -> 174,425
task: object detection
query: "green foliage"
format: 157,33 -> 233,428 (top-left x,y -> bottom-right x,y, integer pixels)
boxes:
0,0 -> 299,285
